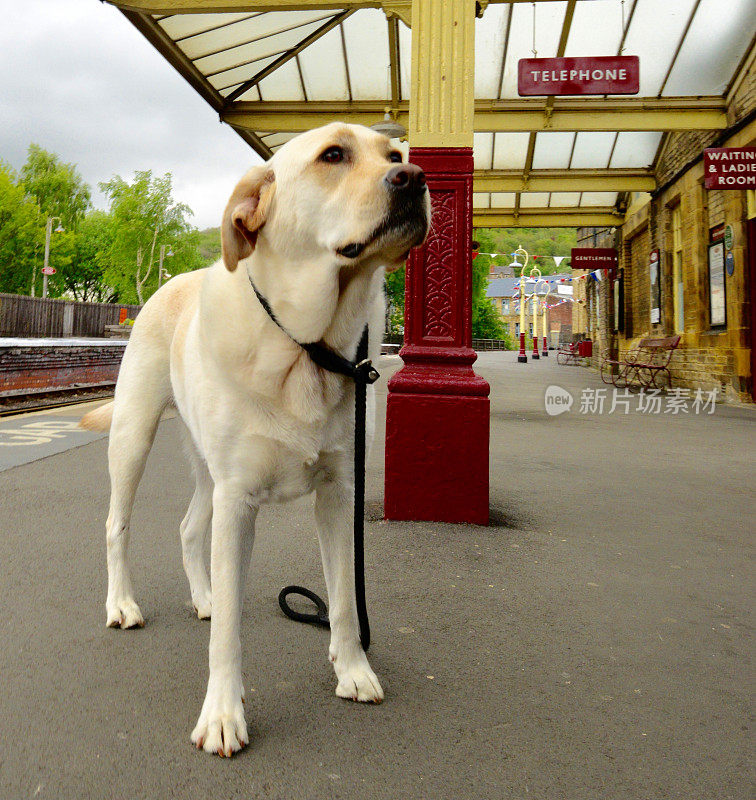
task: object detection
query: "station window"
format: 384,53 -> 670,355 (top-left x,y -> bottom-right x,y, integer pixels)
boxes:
528,323 -> 533,337
515,322 -> 520,337
502,299 -> 510,314
672,205 -> 684,334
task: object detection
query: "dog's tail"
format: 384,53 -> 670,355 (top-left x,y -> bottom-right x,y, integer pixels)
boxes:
79,401 -> 114,432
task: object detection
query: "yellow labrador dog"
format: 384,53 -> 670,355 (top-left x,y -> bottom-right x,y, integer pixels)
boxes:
81,122 -> 430,757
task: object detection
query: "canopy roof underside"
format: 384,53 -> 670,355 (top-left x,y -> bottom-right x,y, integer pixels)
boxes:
109,0 -> 756,226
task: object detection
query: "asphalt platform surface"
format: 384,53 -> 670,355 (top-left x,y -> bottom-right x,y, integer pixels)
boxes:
0,353 -> 753,800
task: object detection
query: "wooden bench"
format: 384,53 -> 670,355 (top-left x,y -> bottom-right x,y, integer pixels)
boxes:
600,335 -> 681,390
557,339 -> 591,366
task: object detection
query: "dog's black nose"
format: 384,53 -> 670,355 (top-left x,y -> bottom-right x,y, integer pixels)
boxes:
385,163 -> 426,194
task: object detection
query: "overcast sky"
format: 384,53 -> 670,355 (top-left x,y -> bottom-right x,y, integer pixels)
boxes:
1,0 -> 263,229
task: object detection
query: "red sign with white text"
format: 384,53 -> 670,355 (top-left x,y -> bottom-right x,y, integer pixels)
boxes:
571,248 -> 618,271
518,56 -> 640,96
703,147 -> 756,190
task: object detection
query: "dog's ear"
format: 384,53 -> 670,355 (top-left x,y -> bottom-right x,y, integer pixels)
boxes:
221,167 -> 276,271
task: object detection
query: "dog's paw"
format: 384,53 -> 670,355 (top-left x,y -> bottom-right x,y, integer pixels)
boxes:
335,662 -> 384,703
192,590 -> 212,620
106,598 -> 144,629
191,690 -> 248,757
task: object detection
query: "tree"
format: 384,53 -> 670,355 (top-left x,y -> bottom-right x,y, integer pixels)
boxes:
0,163 -> 44,295
16,145 -> 93,295
384,265 -> 405,334
197,227 -> 222,265
471,242 -> 510,342
472,227 -> 578,275
20,144 -> 91,229
54,211 -> 118,302
99,171 -> 204,304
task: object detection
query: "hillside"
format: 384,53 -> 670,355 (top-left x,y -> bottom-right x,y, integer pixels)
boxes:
197,226 -> 222,266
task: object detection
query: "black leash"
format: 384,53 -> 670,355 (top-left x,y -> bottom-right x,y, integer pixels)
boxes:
248,276 -> 379,651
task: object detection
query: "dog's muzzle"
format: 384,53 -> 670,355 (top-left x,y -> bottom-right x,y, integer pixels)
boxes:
337,164 -> 429,260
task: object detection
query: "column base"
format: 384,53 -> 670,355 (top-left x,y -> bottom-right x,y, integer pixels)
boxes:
385,387 -> 489,525
532,352 -> 540,360
517,355 -> 528,363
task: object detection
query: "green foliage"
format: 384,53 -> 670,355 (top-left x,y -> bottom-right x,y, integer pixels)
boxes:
55,211 -> 118,302
384,265 -> 405,334
99,170 -> 204,304
473,227 -> 578,276
20,144 -> 91,230
197,226 -> 222,265
471,248 -> 510,343
0,163 -> 44,294
0,145 -> 208,305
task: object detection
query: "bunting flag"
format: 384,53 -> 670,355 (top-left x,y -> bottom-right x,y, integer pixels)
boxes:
479,251 -> 573,262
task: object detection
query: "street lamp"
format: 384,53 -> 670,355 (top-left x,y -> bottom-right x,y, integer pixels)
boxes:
513,245 -> 530,363
157,244 -> 174,289
529,271 -> 543,360
518,264 -> 541,363
536,279 -> 551,357
42,216 -> 64,298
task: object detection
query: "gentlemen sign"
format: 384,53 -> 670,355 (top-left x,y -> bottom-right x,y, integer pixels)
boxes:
704,147 -> 756,189
570,248 -> 618,270
518,56 -> 639,96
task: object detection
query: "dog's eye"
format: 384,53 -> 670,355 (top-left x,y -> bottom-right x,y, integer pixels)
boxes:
388,151 -> 402,163
320,146 -> 344,164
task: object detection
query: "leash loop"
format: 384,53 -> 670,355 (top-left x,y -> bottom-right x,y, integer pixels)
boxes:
278,585 -> 330,627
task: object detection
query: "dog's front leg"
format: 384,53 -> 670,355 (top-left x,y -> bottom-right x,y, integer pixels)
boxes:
315,470 -> 384,703
191,484 -> 256,756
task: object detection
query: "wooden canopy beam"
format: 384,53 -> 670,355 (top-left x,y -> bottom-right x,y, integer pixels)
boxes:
108,0 -> 566,12
473,169 -> 656,193
222,98 -> 727,133
472,207 -> 624,228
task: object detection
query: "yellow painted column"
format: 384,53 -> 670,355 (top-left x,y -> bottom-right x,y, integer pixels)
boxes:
408,0 -> 476,148
386,0 -> 489,525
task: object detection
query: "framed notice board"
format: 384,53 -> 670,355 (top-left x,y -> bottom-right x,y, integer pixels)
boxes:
708,241 -> 727,327
649,249 -> 661,324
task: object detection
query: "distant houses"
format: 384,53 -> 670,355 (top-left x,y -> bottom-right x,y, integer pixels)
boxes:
485,272 -> 573,347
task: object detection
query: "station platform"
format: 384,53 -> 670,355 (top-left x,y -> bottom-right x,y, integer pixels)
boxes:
0,337 -> 127,398
0,353 -> 752,800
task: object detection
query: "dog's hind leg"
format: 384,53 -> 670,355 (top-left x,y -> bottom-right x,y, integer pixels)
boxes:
180,437 -> 213,620
105,350 -> 171,629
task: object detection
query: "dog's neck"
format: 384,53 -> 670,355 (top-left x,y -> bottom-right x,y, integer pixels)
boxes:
243,243 -> 383,357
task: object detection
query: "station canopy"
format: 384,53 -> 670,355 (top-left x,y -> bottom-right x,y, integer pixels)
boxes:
110,0 -> 756,227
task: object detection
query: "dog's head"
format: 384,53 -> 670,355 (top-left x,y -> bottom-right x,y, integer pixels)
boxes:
221,122 -> 430,272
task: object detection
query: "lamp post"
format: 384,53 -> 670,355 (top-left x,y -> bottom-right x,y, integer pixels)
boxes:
530,280 -> 540,361
42,216 -> 64,298
510,245 -> 530,363
536,278 -> 551,356
157,244 -> 174,289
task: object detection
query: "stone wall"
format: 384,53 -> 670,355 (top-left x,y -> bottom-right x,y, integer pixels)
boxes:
575,54 -> 756,401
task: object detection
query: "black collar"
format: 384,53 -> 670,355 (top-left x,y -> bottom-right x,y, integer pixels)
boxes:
247,272 -> 379,385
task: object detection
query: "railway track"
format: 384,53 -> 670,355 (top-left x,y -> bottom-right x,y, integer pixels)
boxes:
0,383 -> 115,417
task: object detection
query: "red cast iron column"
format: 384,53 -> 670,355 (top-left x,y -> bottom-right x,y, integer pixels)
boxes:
384,147 -> 490,525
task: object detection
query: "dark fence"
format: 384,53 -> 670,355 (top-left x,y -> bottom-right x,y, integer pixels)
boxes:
0,294 -> 141,338
472,338 -> 511,351
383,333 -> 511,351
